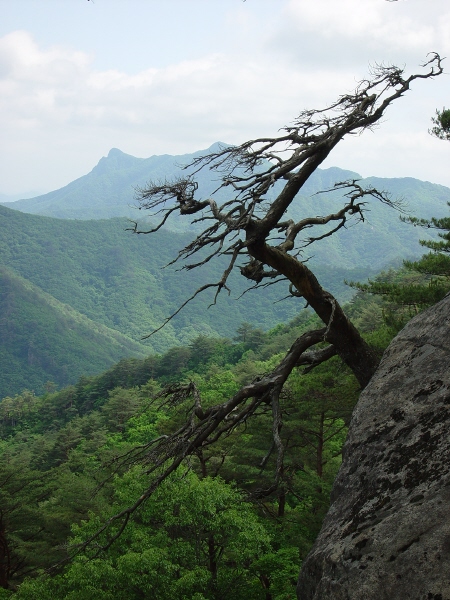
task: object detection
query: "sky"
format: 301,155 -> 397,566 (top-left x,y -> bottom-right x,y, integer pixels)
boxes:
0,0 -> 449,197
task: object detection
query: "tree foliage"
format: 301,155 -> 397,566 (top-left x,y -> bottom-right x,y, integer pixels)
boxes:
351,104 -> 450,316
0,316 -> 370,597
430,107 -> 450,141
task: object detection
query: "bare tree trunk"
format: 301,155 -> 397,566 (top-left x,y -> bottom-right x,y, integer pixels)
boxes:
208,535 -> 218,591
316,412 -> 325,479
259,573 -> 273,600
248,240 -> 379,387
197,449 -> 208,478
68,57 -> 443,560
0,515 -> 10,589
278,488 -> 286,518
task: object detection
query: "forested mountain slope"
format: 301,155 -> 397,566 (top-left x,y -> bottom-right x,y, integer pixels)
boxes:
1,147 -> 448,398
0,306 -> 366,597
0,266 -> 149,398
0,202 -> 380,397
0,285 -> 401,597
0,205 -> 302,348
0,203 -> 385,342
1,144 -> 229,223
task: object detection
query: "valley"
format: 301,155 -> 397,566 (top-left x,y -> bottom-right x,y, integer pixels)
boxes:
1,146 -> 449,398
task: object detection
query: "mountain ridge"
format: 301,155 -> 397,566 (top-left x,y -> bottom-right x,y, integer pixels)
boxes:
0,144 -> 226,221
4,144 -> 448,228
1,145 -> 449,397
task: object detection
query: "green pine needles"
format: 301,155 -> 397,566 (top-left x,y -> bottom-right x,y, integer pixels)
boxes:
350,205 -> 450,320
430,108 -> 450,141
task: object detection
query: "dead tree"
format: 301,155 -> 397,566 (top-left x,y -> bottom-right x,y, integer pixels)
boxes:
132,55 -> 443,388
69,56 -> 443,559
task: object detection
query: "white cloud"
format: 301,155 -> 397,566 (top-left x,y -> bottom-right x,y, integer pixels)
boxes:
0,0 -> 449,197
0,30 -> 89,83
0,30 -> 354,192
287,0 -> 385,37
285,0 -> 443,48
274,0 -> 450,68
0,30 -> 355,136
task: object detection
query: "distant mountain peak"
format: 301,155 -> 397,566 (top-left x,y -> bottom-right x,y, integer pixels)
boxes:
93,148 -> 144,175
107,148 -> 126,158
206,141 -> 229,152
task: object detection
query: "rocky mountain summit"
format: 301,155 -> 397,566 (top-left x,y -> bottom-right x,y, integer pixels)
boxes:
297,293 -> 450,599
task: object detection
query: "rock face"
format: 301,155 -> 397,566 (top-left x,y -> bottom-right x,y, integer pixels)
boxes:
297,293 -> 450,600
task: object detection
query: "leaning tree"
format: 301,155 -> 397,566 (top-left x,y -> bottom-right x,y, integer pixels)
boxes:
130,55 -> 443,389
71,56 -> 443,557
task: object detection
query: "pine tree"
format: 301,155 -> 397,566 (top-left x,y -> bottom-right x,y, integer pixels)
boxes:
351,104 -> 450,313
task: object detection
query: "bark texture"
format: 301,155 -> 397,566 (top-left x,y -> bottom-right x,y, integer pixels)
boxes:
297,292 -> 450,600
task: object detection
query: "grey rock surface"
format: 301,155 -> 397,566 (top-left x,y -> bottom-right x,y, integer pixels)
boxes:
297,293 -> 450,600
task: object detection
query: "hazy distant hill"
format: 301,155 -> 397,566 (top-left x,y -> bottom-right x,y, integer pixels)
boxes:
0,191 -> 46,203
3,145 -> 449,269
1,144 -> 230,223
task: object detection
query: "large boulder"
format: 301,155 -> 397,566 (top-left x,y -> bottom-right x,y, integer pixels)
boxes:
297,293 -> 450,600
